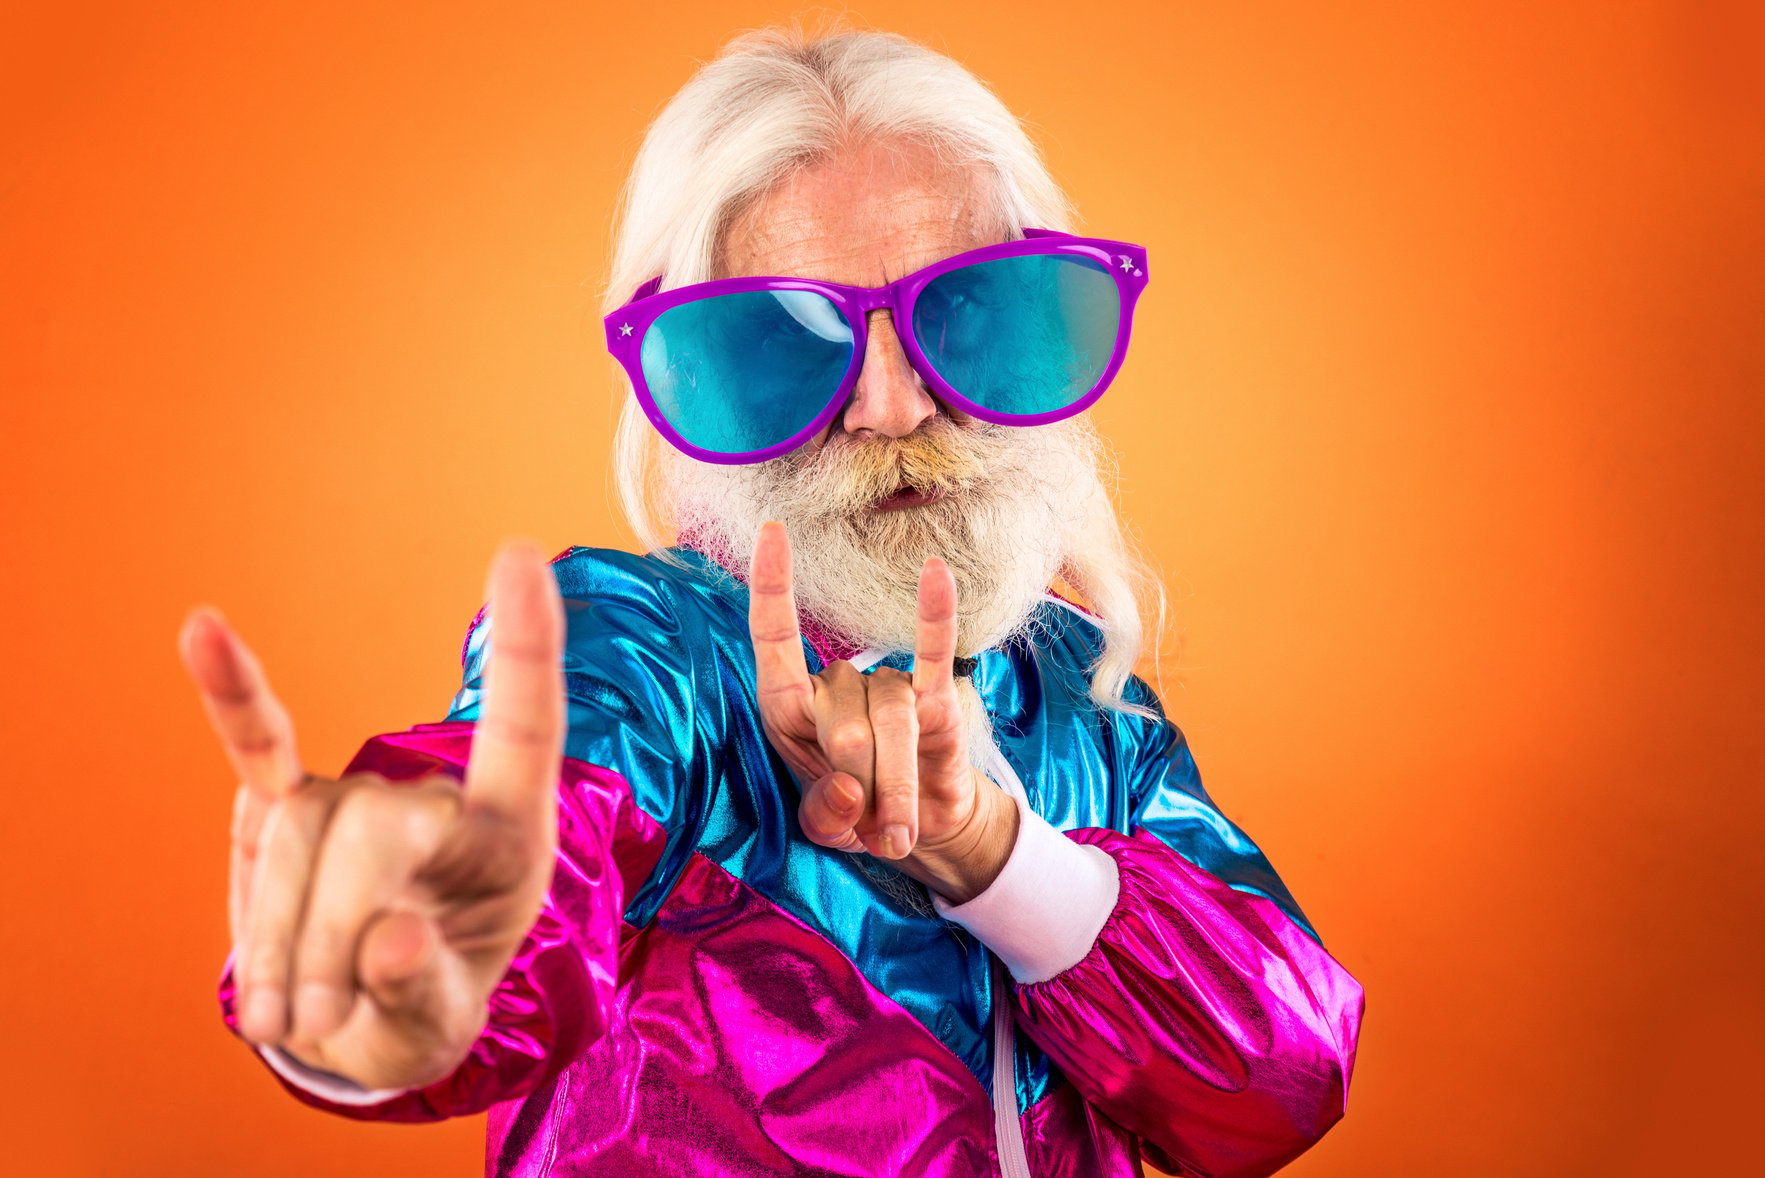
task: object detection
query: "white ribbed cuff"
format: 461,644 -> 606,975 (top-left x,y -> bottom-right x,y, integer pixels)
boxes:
258,1046 -> 411,1106
931,791 -> 1121,985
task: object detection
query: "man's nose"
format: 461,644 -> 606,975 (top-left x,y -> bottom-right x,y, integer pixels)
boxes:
839,310 -> 938,439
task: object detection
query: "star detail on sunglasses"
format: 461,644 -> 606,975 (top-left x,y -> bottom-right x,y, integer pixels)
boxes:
619,323 -> 634,336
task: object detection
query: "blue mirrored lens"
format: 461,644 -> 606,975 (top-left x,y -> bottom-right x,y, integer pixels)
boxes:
912,252 -> 1121,417
641,289 -> 854,454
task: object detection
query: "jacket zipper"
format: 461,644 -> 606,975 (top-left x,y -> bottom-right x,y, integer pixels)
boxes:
979,737 -> 1034,1178
849,648 -> 1034,1177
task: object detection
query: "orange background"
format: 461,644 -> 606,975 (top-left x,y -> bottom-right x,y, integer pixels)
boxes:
3,2 -> 1762,1174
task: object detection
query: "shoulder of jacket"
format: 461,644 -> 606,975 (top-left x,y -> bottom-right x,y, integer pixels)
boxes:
1022,591 -> 1167,724
460,545 -> 738,668
548,544 -> 730,604
1028,590 -> 1108,664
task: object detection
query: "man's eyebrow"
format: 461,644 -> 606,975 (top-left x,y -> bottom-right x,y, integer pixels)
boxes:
754,230 -> 1005,286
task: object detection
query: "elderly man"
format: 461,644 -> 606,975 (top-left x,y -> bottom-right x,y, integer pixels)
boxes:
183,26 -> 1363,1178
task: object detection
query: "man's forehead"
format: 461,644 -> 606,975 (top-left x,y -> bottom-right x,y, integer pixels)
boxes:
717,139 -> 1006,285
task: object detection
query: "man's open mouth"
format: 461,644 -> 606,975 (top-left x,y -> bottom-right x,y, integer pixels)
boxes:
872,485 -> 946,511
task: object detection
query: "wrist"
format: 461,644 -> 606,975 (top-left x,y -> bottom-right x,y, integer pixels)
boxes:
905,770 -> 1019,905
928,796 -> 1122,985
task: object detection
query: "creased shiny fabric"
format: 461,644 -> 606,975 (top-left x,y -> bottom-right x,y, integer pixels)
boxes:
1016,828 -> 1362,1178
1019,1080 -> 1141,1178
488,852 -> 1001,1177
215,543 -> 1364,1176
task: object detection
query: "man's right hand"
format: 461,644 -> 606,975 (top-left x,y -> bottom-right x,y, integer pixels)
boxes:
178,541 -> 566,1092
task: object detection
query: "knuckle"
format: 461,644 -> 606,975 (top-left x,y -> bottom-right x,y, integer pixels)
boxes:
875,784 -> 917,819
476,709 -> 556,750
868,676 -> 914,710
872,769 -> 916,796
332,780 -> 455,849
825,723 -> 873,760
294,770 -> 353,795
868,696 -> 917,729
410,776 -> 467,816
278,792 -> 331,839
488,633 -> 558,667
331,780 -> 401,831
276,777 -> 350,837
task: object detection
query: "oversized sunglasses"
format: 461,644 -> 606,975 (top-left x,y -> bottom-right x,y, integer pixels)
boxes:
603,229 -> 1148,464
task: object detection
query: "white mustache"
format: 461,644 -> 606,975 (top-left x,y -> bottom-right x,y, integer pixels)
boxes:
666,413 -> 1102,659
759,416 -> 1001,517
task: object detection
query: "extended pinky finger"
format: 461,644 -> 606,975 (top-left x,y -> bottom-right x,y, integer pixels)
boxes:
799,772 -> 866,853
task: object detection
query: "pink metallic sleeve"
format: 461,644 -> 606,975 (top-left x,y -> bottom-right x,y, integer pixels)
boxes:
215,722 -> 667,1121
1012,827 -> 1365,1178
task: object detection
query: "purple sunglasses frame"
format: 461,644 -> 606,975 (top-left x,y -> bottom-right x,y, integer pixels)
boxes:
602,228 -> 1149,464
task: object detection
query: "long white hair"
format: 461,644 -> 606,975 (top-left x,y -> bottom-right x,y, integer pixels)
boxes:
601,22 -> 1167,715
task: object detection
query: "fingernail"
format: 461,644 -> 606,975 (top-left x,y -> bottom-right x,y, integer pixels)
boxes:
882,824 -> 910,859
835,777 -> 862,810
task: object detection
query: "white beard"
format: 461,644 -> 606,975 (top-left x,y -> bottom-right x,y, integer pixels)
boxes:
666,414 -> 1105,658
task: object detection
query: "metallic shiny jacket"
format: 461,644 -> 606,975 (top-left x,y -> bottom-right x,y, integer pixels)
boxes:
218,545 -> 1365,1177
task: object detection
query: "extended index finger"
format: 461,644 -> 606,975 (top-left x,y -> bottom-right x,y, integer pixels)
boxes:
178,607 -> 302,799
464,540 -> 566,827
748,521 -> 813,706
911,557 -> 959,695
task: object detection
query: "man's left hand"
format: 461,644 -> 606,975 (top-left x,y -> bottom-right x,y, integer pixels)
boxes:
747,521 -> 1019,904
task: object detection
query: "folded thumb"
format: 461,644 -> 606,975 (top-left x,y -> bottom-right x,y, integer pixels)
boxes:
358,908 -> 440,1014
